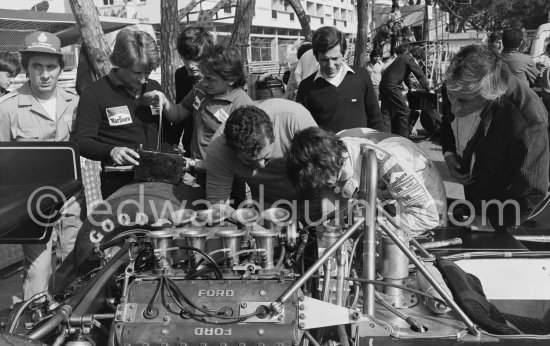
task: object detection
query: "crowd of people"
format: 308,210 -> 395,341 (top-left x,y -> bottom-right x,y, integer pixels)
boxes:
1,20 -> 549,300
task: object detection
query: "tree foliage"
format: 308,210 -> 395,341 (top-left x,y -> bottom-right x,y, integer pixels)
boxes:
438,0 -> 550,32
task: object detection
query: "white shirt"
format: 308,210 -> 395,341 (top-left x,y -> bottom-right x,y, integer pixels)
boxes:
314,62 -> 354,87
37,95 -> 57,121
294,49 -> 319,85
366,60 -> 385,86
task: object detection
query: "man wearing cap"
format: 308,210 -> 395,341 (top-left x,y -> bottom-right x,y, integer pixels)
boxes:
0,31 -> 86,299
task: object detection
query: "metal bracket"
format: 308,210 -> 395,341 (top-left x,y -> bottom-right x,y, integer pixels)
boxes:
300,296 -> 386,333
114,303 -> 137,323
239,302 -> 285,323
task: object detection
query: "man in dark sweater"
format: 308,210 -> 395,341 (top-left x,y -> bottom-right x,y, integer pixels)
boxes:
170,25 -> 213,152
296,26 -> 385,133
72,29 -> 172,198
380,43 -> 431,137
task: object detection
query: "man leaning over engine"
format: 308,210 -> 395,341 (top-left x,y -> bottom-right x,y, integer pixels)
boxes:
286,127 -> 447,234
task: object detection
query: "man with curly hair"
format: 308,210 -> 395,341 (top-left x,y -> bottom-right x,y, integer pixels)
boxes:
205,99 -> 318,220
286,127 -> 447,233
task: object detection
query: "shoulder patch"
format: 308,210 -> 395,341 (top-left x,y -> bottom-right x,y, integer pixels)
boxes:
0,91 -> 18,104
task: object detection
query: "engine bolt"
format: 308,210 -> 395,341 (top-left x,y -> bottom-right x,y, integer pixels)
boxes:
298,296 -> 304,301
163,316 -> 169,322
292,301 -> 298,307
259,290 -> 266,296
351,311 -> 361,320
299,322 -> 306,329
241,303 -> 247,308
129,305 -> 134,310
299,313 -> 305,319
161,329 -> 168,335
299,304 -> 305,310
117,306 -> 123,311
116,314 -> 122,320
278,315 -> 284,321
257,328 -> 265,335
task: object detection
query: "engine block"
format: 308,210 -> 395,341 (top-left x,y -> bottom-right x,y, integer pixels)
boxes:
114,278 -> 303,346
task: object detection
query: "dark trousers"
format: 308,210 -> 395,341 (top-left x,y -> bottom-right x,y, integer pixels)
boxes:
380,85 -> 410,137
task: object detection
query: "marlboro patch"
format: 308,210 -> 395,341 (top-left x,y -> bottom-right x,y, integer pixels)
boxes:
106,106 -> 133,126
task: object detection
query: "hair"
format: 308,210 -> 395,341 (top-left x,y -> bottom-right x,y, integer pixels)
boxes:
297,42 -> 312,60
286,127 -> 347,190
391,4 -> 399,11
502,27 -> 523,50
199,44 -> 246,88
445,44 -> 508,101
224,106 -> 275,157
110,28 -> 159,71
545,42 -> 550,56
312,26 -> 347,58
395,43 -> 409,55
21,52 -> 64,72
369,48 -> 381,59
177,25 -> 214,60
488,31 -> 502,44
510,19 -> 524,29
0,53 -> 21,76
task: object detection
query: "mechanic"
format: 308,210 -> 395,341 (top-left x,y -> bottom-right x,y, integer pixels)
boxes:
0,31 -> 86,299
379,43 -> 431,138
204,99 -> 326,221
170,25 -> 214,152
71,28 -> 171,198
441,44 -> 549,228
286,127 -> 447,234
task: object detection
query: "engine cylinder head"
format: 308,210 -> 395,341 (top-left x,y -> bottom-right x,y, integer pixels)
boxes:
250,229 -> 280,269
215,229 -> 246,264
174,228 -> 209,266
261,208 -> 290,233
147,228 -> 175,273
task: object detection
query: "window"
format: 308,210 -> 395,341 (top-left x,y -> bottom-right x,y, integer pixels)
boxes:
321,18 -> 324,24
103,0 -> 114,5
251,37 -> 274,62
272,10 -> 277,19
224,4 -> 231,13
290,13 -> 295,21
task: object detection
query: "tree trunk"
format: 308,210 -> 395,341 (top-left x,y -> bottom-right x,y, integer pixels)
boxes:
68,0 -> 111,77
355,0 -> 370,68
160,0 -> 179,101
286,0 -> 313,42
229,0 -> 255,67
178,0 -> 199,21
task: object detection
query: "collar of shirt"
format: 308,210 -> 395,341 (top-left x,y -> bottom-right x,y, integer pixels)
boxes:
314,62 -> 354,87
195,80 -> 243,102
109,69 -> 145,99
17,82 -> 74,107
16,82 -> 75,120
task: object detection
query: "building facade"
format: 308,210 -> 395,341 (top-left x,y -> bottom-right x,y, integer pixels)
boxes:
93,0 -> 358,64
